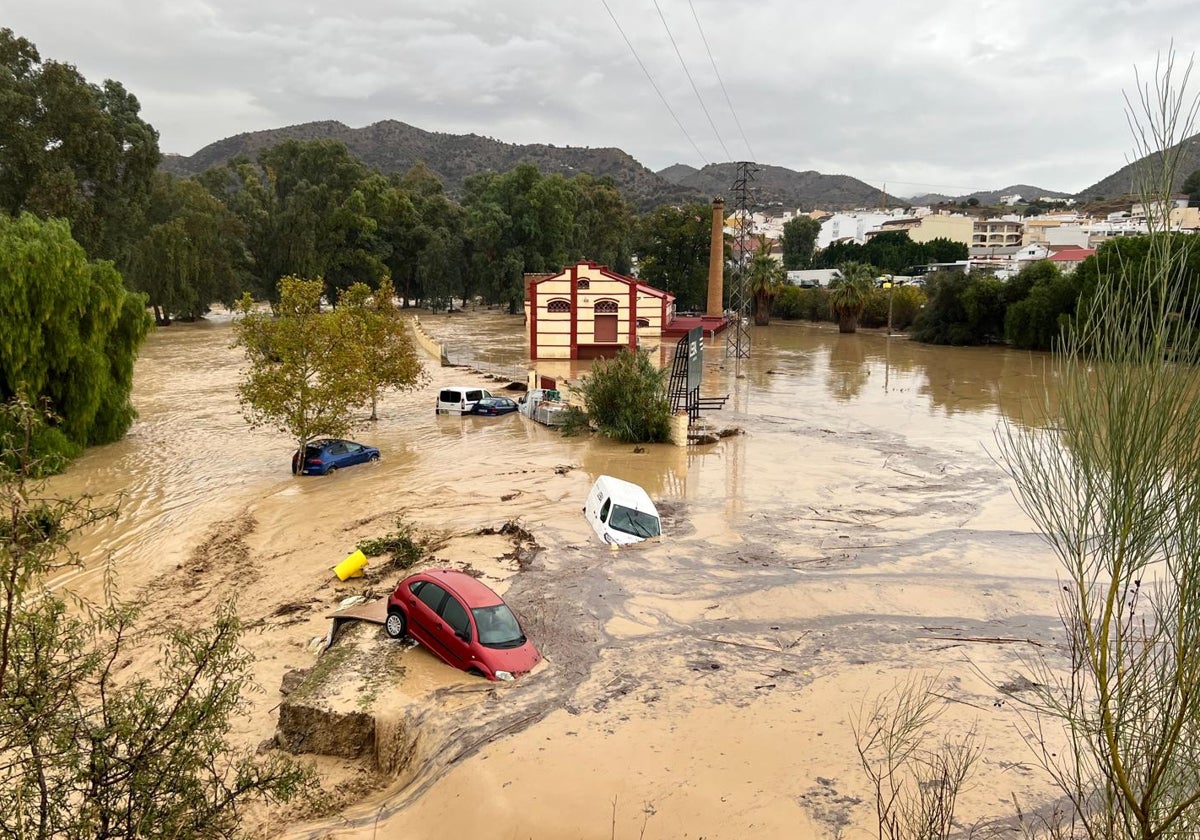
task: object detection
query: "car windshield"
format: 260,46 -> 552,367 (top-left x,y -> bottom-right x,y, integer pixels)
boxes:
608,504 -> 661,539
471,605 -> 525,649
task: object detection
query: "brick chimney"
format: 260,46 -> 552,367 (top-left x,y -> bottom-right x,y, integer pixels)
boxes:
706,197 -> 725,317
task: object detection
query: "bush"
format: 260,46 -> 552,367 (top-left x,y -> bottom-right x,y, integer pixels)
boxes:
911,271 -> 1006,345
356,516 -> 430,570
774,285 -> 804,319
576,348 -> 672,443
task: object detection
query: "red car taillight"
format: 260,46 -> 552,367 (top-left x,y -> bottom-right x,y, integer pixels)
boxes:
307,458 -> 322,465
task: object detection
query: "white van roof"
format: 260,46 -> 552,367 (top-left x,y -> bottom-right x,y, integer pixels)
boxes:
592,475 -> 657,513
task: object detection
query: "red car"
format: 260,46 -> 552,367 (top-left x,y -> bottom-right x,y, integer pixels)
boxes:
385,569 -> 541,681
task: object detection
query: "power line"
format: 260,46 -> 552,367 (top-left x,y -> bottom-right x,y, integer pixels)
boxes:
651,0 -> 731,163
599,0 -> 710,166
687,0 -> 756,163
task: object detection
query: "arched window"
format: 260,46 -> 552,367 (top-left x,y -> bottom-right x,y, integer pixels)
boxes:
577,278 -> 590,290
636,318 -> 650,328
547,299 -> 571,313
594,299 -> 618,314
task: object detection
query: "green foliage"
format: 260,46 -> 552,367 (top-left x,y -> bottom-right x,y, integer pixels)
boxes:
748,237 -> 785,325
910,271 -> 1006,345
815,231 -> 967,274
338,277 -> 427,420
0,214 -> 151,465
234,276 -> 374,465
633,203 -> 716,311
462,163 -> 579,313
828,262 -> 877,333
0,29 -> 160,263
126,173 -> 246,324
1003,262 -> 1083,350
577,348 -> 672,443
780,215 -> 820,270
356,516 -> 430,570
0,398 -> 315,838
1183,167 -> 1200,206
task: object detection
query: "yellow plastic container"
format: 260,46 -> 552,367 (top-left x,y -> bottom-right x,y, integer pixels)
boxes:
333,549 -> 368,581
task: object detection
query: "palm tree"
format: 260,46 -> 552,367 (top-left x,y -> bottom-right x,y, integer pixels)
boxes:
828,262 -> 877,333
748,236 -> 785,326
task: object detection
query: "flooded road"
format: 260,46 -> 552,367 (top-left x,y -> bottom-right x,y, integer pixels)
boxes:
52,311 -> 1069,838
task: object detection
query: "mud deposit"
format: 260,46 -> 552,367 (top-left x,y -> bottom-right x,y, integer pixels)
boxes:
49,312 -> 1073,838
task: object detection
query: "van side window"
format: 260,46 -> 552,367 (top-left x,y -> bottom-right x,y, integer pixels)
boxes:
599,498 -> 612,522
467,390 -> 482,402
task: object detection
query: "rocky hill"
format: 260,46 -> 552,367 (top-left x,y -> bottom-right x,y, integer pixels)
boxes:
661,162 -> 888,210
160,120 -> 703,211
907,184 -> 1072,206
1076,132 -> 1200,200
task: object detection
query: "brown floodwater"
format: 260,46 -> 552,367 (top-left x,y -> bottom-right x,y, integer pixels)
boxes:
49,310 -> 1073,838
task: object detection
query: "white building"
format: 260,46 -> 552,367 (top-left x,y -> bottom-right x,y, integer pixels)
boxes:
816,212 -> 896,248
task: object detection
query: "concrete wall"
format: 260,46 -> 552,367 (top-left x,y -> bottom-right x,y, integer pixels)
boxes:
409,316 -> 448,366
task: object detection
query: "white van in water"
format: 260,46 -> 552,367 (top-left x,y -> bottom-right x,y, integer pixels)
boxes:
584,475 -> 662,545
436,386 -> 493,415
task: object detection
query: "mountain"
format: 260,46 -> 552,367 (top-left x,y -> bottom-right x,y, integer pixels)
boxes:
656,163 -> 699,184
668,162 -> 888,210
160,119 -> 703,211
1076,132 -> 1200,200
907,184 -> 1072,206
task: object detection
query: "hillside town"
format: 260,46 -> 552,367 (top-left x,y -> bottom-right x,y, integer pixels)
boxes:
733,195 -> 1200,281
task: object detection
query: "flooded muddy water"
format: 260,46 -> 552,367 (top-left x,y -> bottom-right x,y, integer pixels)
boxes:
51,311 -> 1071,838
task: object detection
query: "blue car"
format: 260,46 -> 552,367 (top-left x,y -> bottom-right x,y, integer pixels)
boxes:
291,438 -> 380,475
470,397 -> 519,416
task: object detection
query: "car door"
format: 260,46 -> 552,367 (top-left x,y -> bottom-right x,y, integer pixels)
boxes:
327,441 -> 348,468
343,441 -> 364,465
405,581 -> 451,661
437,593 -> 475,670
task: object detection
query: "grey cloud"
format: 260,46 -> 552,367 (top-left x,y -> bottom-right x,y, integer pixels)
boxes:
5,0 -> 1198,193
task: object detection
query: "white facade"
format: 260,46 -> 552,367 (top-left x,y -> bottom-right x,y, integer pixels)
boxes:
817,212 -> 895,248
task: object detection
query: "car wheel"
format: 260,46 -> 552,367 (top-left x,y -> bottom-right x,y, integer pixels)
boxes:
369,453 -> 380,462
467,667 -> 486,678
385,610 -> 407,639
326,465 -> 337,474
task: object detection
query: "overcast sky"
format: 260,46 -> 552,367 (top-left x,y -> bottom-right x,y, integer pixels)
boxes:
5,0 -> 1197,197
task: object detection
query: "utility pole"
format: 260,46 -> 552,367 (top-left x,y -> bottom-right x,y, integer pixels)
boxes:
725,161 -> 756,377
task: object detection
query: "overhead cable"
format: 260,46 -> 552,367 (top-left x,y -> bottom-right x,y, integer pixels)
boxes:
600,0 -> 710,166
687,0 -> 756,163
652,0 -> 731,163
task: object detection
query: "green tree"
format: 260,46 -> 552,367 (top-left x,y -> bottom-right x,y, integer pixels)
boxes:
1003,261 -> 1085,350
910,271 -> 1006,345
0,213 -> 151,464
0,29 -> 160,263
577,348 -> 672,443
828,262 -> 877,333
572,174 -> 633,273
633,203 -> 715,311
126,173 -> 246,324
234,277 -> 369,471
461,164 -> 579,313
780,215 -> 821,270
748,237 -> 785,325
339,278 -> 426,420
1182,167 -> 1200,206
0,397 -> 314,837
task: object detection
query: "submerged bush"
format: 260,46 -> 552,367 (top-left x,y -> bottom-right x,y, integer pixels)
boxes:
577,348 -> 672,443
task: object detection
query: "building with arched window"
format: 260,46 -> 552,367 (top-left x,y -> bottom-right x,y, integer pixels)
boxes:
525,262 -> 676,360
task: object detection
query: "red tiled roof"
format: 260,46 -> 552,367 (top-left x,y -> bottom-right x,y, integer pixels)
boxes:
1049,248 -> 1096,262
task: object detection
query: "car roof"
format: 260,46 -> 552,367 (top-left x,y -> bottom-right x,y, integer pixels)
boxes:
411,568 -> 505,607
441,386 -> 489,391
591,475 -> 659,514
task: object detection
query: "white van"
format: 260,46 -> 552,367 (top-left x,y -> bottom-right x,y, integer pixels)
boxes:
436,386 -> 493,415
583,475 -> 662,545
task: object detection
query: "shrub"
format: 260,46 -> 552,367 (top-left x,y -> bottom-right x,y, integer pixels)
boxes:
576,348 -> 672,443
911,271 -> 1006,345
356,516 -> 430,570
774,285 -> 804,319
